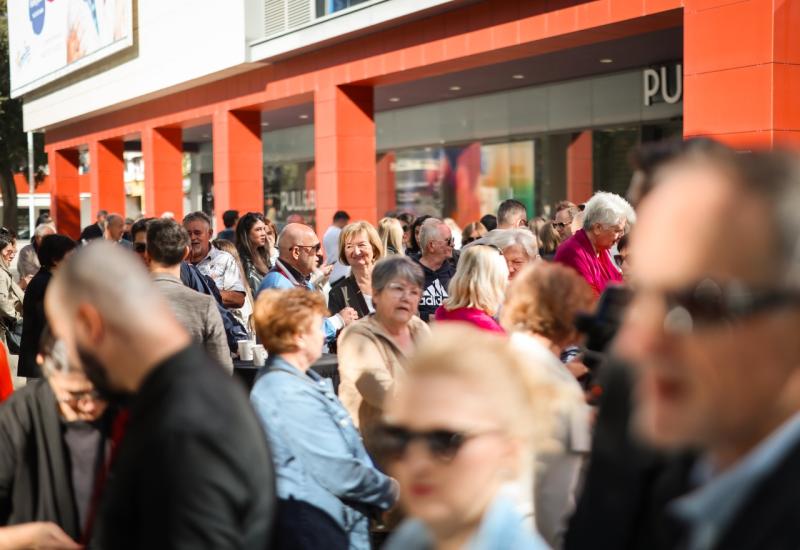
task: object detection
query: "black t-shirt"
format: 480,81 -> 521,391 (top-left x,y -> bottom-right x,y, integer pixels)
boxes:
412,256 -> 457,322
61,419 -> 104,529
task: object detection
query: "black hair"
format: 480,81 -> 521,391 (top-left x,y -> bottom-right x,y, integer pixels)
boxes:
130,218 -> 155,240
333,210 -> 351,223
147,219 -> 190,267
408,214 -> 432,254
37,235 -> 77,270
480,214 -> 498,232
222,210 -> 239,229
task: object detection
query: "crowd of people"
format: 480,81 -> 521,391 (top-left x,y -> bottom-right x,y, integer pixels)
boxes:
0,137 -> 799,549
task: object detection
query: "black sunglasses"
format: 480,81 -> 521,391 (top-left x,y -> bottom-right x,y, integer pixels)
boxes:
294,243 -> 322,253
371,424 -> 487,462
652,279 -> 800,333
134,242 -> 147,253
477,243 -> 504,256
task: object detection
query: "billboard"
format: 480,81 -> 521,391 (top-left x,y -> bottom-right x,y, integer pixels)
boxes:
8,0 -> 133,97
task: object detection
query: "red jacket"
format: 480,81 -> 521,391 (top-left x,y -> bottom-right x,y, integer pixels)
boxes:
0,341 -> 13,402
434,306 -> 506,334
554,229 -> 622,296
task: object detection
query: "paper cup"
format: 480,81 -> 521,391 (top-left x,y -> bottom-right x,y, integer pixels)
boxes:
237,340 -> 254,361
253,346 -> 266,367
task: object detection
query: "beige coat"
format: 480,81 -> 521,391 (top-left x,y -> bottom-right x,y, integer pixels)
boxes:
337,314 -> 430,443
0,262 -> 23,342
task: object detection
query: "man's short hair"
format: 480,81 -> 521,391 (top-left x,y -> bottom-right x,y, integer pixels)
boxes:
37,235 -> 77,270
147,219 -> 190,267
131,218 -> 154,240
222,210 -> 239,229
333,211 -> 351,223
419,219 -> 445,251
480,214 -> 498,232
97,210 -> 108,218
182,211 -> 213,228
497,199 -> 527,226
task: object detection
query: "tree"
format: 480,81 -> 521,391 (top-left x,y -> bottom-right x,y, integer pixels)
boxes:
0,0 -> 46,233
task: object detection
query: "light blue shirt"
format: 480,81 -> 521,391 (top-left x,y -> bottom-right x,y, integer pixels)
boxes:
250,356 -> 397,550
671,412 -> 800,550
385,495 -> 548,550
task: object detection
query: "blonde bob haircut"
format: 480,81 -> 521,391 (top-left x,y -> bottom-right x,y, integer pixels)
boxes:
442,244 -> 509,316
378,217 -> 405,255
254,288 -> 329,355
338,221 -> 384,266
397,324 -> 556,456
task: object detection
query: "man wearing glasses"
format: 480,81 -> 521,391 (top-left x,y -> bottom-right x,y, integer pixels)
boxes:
413,219 -> 457,322
614,146 -> 800,550
258,223 -> 357,342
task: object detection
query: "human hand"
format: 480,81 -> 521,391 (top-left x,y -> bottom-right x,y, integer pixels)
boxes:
0,522 -> 82,550
339,307 -> 359,326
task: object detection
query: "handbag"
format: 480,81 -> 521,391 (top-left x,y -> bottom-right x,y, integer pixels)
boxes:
3,320 -> 21,355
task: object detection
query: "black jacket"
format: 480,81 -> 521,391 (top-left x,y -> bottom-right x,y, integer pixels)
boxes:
412,255 -> 457,322
79,223 -> 103,242
0,380 -> 82,539
328,275 -> 370,319
90,345 -> 276,550
18,269 -> 51,378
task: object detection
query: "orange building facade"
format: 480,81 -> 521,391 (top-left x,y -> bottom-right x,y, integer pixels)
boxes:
25,0 -> 800,239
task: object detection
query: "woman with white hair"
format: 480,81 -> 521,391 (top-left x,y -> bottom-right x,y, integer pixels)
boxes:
469,228 -> 540,280
554,191 -> 635,296
433,244 -> 508,333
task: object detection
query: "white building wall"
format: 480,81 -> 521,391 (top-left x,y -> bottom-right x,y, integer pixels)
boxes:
22,0 -> 259,132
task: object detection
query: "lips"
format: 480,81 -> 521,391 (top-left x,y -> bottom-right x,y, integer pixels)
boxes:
409,483 -> 435,497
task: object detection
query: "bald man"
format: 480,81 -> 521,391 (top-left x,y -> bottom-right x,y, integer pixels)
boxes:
104,213 -> 132,250
257,223 -> 357,342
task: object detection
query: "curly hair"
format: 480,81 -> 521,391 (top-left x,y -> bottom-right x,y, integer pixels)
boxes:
253,289 -> 329,355
501,263 -> 595,346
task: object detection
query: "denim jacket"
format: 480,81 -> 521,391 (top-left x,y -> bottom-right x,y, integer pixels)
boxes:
250,356 -> 397,550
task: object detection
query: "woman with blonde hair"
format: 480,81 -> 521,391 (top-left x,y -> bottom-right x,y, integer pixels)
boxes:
378,217 -> 405,256
377,325 -> 551,549
433,244 -> 508,333
328,221 -> 384,320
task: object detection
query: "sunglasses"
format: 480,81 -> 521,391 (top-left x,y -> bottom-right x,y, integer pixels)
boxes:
402,225 -> 410,233
134,242 -> 147,253
553,222 -> 567,230
294,243 -> 322,253
642,279 -> 800,334
371,424 -> 496,462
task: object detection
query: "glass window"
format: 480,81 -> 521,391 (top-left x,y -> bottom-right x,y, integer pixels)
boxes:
264,162 -> 316,229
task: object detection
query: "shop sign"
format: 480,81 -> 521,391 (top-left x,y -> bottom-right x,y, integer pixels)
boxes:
644,63 -> 682,106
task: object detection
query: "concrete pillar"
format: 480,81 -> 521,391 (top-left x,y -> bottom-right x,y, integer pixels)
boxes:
314,84 -> 376,229
89,138 -> 126,218
212,109 -> 264,229
566,131 -> 593,204
142,126 -> 184,218
49,148 -> 82,239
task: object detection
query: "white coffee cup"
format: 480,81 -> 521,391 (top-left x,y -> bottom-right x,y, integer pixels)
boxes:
237,340 -> 254,361
253,345 -> 267,367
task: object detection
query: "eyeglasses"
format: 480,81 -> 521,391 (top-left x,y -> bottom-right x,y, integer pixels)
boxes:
553,222 -> 567,230
436,238 -> 454,247
384,282 -> 422,300
402,225 -> 410,233
294,243 -> 321,254
637,279 -> 800,334
133,242 -> 147,254
58,389 -> 101,406
371,424 -> 499,463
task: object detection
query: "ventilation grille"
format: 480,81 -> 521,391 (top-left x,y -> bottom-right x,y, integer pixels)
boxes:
263,0 -> 314,38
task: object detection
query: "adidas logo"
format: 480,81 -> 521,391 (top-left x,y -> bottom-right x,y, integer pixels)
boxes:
420,279 -> 448,306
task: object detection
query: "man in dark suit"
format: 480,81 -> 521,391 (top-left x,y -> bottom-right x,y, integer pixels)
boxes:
44,241 -> 276,549
79,210 -> 107,243
611,146 -> 800,549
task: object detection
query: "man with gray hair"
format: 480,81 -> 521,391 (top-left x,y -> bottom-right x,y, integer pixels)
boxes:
44,242 -> 275,548
103,213 -> 132,250
555,191 -> 635,296
413,218 -> 457,322
16,222 -> 55,288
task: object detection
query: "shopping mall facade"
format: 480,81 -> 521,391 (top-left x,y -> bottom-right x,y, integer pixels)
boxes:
11,0 -> 799,237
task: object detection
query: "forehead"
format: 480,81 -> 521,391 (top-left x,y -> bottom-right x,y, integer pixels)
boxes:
631,163 -> 768,288
185,220 -> 210,232
345,230 -> 367,242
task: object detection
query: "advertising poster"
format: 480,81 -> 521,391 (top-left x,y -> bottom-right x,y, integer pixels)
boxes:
8,0 -> 133,96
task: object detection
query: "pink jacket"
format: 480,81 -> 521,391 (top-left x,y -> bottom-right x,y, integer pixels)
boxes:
554,229 -> 622,296
434,306 -> 506,334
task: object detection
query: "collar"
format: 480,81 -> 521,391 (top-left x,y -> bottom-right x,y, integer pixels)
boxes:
152,272 -> 182,285
193,246 -> 218,265
671,411 -> 800,548
274,258 -> 310,285
268,355 -> 323,382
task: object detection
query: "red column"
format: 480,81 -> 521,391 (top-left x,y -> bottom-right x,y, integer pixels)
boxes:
314,85 -> 376,230
89,138 -> 125,217
49,148 -> 81,239
684,0 -> 800,148
567,131 -> 593,204
212,109 -> 263,228
142,126 -> 183,218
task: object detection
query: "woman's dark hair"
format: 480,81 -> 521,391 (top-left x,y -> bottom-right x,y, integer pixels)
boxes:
236,212 -> 271,272
37,235 -> 77,270
408,215 -> 432,255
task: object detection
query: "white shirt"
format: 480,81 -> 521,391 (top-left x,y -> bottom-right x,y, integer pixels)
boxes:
195,247 -> 246,294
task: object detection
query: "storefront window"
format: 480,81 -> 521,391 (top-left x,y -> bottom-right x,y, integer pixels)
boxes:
264,162 -> 316,228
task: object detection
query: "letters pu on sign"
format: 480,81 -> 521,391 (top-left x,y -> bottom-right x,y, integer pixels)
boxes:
644,64 -> 683,106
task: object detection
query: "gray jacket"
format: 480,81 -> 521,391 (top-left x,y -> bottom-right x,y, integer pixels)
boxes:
152,273 -> 233,373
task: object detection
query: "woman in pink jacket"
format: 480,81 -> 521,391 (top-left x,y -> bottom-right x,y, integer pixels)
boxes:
554,191 -> 636,296
434,244 -> 508,333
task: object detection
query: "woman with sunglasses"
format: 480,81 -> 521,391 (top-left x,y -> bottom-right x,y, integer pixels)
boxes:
235,212 -> 272,295
251,288 -> 398,550
377,325 -> 550,550
460,221 -> 487,247
433,245 -> 507,334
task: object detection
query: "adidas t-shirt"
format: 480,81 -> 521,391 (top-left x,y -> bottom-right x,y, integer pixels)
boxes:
413,256 -> 457,322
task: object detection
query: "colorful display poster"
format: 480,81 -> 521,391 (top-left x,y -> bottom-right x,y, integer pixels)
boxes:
9,0 -> 133,96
